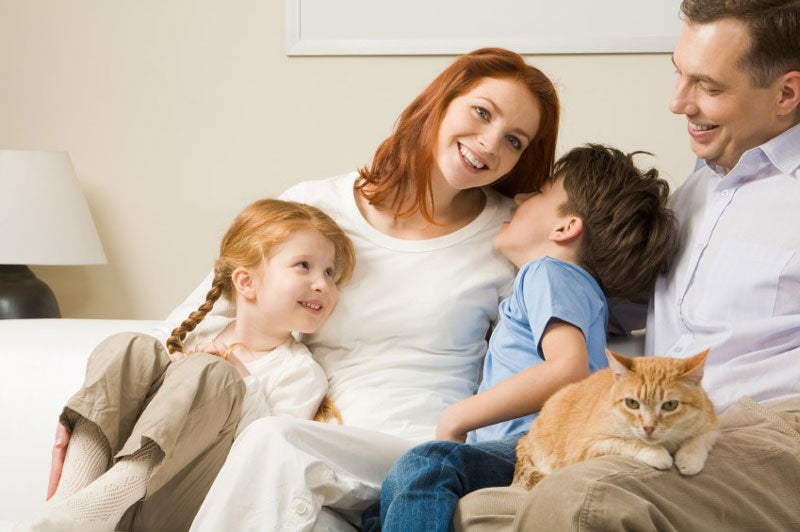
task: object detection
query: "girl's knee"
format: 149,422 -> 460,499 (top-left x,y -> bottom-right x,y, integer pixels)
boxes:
172,352 -> 239,383
88,333 -> 167,372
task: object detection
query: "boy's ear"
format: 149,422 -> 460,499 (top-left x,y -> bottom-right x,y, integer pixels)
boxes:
231,267 -> 257,300
550,216 -> 583,242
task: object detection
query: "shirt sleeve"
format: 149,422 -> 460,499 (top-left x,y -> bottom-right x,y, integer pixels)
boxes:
278,181 -> 311,202
267,353 -> 329,420
236,374 -> 271,437
520,262 -> 598,358
235,346 -> 329,437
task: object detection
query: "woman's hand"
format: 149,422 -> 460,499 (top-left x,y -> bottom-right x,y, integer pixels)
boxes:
46,423 -> 70,500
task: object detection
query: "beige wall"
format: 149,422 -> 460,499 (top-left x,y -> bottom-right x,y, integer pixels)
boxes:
0,1 -> 696,320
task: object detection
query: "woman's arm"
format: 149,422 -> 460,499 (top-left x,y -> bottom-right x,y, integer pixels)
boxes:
435,321 -> 589,442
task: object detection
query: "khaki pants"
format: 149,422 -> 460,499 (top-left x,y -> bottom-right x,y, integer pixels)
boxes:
61,332 -> 244,532
455,396 -> 800,532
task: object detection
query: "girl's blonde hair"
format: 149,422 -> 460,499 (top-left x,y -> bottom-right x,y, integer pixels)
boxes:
166,199 -> 355,355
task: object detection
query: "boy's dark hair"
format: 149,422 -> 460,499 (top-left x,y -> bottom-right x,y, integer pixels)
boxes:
680,0 -> 800,87
556,144 -> 678,299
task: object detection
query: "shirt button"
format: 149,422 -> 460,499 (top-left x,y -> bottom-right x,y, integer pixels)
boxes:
721,189 -> 729,197
673,346 -> 683,353
293,501 -> 310,516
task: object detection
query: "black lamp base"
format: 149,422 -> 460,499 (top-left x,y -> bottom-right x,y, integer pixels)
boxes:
0,265 -> 61,319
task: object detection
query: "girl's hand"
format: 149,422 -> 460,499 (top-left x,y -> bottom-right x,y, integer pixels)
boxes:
168,351 -> 188,363
46,423 -> 70,500
226,352 -> 251,379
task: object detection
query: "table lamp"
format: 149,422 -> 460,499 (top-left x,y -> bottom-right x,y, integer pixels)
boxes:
0,150 -> 107,318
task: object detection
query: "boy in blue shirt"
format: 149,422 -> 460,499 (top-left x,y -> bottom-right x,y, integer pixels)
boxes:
362,143 -> 678,531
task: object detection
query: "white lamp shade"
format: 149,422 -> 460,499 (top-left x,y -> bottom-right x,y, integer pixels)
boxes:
0,150 -> 107,265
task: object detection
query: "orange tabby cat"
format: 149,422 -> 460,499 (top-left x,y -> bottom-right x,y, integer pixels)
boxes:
512,349 -> 719,489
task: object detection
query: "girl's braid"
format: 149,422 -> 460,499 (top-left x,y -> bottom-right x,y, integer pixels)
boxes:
166,270 -> 228,354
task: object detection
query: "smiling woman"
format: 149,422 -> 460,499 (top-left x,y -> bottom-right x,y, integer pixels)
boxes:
146,48 -> 563,531
434,77 -> 541,194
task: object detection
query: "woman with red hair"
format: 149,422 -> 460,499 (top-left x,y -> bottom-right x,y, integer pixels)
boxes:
176,47 -> 559,531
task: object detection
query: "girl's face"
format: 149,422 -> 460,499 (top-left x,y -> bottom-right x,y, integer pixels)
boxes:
252,227 -> 339,335
433,77 -> 541,192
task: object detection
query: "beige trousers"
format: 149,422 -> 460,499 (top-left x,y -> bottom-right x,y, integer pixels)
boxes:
61,332 -> 244,532
454,396 -> 800,532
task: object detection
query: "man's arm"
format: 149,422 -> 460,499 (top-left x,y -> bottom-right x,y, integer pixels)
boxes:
436,320 -> 590,442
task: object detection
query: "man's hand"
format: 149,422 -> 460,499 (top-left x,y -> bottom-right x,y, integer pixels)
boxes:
46,423 -> 70,500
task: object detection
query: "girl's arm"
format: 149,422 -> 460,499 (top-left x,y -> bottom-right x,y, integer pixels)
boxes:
435,321 -> 589,442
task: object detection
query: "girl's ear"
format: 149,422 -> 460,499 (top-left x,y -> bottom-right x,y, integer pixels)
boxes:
550,216 -> 583,243
231,266 -> 257,301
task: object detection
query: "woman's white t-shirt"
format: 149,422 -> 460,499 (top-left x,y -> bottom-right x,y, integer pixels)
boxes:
157,172 -> 516,443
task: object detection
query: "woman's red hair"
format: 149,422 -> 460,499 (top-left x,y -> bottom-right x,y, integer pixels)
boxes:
358,48 -> 560,222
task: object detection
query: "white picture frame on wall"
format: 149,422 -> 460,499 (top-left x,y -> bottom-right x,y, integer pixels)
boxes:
285,0 -> 683,56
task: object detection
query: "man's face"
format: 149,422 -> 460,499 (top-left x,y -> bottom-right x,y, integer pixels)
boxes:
670,19 -> 787,172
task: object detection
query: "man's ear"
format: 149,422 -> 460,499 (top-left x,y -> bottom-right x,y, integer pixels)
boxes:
776,70 -> 800,117
551,216 -> 583,243
231,267 -> 257,300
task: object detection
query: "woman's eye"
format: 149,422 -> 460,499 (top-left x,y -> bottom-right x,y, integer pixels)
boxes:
625,398 -> 640,409
474,106 -> 490,121
295,261 -> 310,270
662,400 -> 679,411
506,135 -> 522,150
324,267 -> 335,278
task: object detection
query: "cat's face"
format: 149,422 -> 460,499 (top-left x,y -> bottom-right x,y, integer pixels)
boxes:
607,350 -> 710,446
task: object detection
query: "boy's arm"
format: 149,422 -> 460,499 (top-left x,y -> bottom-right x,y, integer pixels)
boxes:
436,320 -> 589,442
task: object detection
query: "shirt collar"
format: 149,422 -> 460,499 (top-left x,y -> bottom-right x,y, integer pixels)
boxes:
693,122 -> 800,182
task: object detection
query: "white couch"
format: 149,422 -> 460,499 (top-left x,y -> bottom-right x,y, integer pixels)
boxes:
0,318 -> 644,530
0,319 -> 161,530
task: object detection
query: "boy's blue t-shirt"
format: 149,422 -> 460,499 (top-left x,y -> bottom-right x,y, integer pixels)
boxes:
469,256 -> 609,443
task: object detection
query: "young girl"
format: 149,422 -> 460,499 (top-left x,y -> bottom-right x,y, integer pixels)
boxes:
179,48 -> 562,531
19,199 -> 355,531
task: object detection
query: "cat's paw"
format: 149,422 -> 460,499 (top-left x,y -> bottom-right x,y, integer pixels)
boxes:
675,446 -> 708,476
635,446 -> 673,470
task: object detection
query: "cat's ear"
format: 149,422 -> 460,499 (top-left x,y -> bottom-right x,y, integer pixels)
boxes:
550,216 -> 583,243
606,349 -> 633,382
681,349 -> 710,386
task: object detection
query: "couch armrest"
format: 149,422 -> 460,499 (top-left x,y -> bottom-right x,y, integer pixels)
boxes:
0,319 -> 161,524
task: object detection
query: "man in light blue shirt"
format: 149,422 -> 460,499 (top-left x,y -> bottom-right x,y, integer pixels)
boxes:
457,0 -> 800,530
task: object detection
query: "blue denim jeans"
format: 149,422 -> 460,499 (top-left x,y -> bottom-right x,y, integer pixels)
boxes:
360,435 -> 521,532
